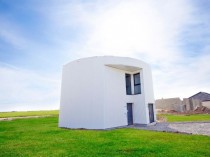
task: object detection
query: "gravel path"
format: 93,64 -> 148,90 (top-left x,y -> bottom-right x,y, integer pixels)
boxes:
132,121 -> 210,136
169,122 -> 210,136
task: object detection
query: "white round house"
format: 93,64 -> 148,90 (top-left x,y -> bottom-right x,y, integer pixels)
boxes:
59,56 -> 156,129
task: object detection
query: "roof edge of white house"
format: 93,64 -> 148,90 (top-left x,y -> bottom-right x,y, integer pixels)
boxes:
63,56 -> 150,68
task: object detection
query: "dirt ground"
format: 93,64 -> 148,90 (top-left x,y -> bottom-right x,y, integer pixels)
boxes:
157,106 -> 210,115
0,115 -> 52,121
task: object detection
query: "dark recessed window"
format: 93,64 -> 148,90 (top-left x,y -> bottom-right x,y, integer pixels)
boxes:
125,74 -> 132,95
134,73 -> 141,94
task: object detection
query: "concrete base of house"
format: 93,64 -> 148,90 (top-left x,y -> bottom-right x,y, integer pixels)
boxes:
132,122 -> 157,127
147,121 -> 157,126
107,122 -> 158,130
60,122 -> 157,130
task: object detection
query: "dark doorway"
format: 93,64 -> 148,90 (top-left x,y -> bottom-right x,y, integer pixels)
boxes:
148,103 -> 154,123
127,103 -> 133,125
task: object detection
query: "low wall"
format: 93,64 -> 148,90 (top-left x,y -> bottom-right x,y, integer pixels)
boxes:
155,98 -> 183,112
156,98 -> 202,112
189,98 -> 202,110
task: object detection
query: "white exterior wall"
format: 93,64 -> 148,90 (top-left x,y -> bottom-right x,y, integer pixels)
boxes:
59,58 -> 105,129
142,65 -> 157,122
59,56 -> 155,129
103,67 -> 128,128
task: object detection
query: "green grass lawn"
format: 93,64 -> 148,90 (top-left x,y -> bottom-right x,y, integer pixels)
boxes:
158,114 -> 210,122
0,110 -> 59,118
0,116 -> 210,157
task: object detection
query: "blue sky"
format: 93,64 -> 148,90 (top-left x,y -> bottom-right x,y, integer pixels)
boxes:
0,0 -> 210,111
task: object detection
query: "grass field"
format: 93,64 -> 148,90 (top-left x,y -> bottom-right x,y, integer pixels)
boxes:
158,114 -> 210,122
0,110 -> 59,118
1,116 -> 210,157
1,110 -> 209,123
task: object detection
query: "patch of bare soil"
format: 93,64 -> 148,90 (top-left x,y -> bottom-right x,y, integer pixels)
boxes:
193,106 -> 210,114
157,109 -> 180,114
157,106 -> 210,115
156,116 -> 167,122
0,115 -> 52,121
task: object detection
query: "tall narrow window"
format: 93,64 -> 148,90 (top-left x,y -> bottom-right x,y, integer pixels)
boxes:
134,73 -> 141,94
125,74 -> 132,95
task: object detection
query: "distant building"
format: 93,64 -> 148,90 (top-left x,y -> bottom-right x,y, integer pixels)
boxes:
188,92 -> 210,109
189,92 -> 210,101
155,92 -> 210,112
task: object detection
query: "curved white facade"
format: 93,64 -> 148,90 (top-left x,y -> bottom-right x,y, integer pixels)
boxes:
59,56 -> 156,129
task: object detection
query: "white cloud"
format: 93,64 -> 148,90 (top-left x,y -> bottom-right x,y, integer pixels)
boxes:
0,63 -> 60,111
153,51 -> 210,98
37,0 -> 193,61
63,0 -> 193,61
0,16 -> 28,49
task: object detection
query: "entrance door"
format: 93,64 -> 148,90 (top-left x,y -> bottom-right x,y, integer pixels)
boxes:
127,103 -> 133,125
148,103 -> 154,123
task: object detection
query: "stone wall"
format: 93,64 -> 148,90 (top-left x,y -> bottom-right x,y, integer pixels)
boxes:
156,97 -> 202,112
155,98 -> 184,112
189,98 -> 202,110
183,98 -> 190,111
